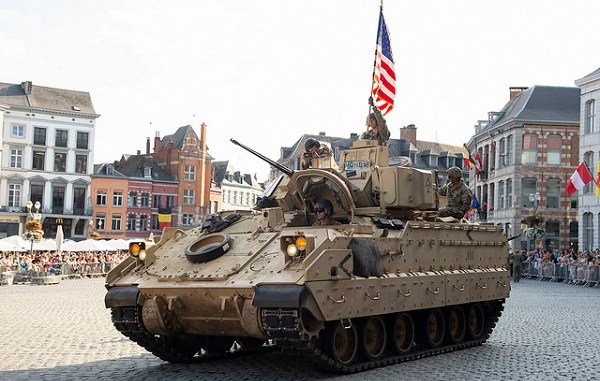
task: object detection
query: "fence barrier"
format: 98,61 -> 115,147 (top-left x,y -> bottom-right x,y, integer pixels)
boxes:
519,262 -> 600,287
0,261 -> 116,285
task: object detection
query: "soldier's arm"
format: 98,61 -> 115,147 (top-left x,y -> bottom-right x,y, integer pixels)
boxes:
373,106 -> 390,141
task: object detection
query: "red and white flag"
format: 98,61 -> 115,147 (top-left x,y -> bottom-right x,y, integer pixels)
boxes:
566,162 -> 594,196
371,7 -> 395,115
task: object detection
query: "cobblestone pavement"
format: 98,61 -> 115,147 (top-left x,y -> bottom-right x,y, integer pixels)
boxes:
0,278 -> 598,381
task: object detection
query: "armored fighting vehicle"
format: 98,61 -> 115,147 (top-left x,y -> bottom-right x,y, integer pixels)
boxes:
105,138 -> 510,373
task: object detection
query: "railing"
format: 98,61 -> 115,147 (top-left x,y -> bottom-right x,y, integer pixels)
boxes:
518,262 -> 600,287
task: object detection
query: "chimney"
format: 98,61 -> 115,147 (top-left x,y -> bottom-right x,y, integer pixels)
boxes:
136,150 -> 141,155
319,131 -> 326,136
166,139 -> 173,170
21,81 -> 32,95
350,133 -> 358,139
400,124 -> 417,146
153,131 -> 162,152
200,122 -> 207,153
146,137 -> 150,154
199,122 -> 208,214
509,87 -> 528,100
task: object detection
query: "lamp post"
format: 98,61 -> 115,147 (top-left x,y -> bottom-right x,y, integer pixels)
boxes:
24,201 -> 43,256
528,192 -> 541,250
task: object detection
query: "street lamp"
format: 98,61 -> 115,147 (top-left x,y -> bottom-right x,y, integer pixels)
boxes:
528,192 -> 541,250
24,201 -> 43,256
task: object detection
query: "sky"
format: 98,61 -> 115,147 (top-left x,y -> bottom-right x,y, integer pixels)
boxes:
2,0 -> 600,181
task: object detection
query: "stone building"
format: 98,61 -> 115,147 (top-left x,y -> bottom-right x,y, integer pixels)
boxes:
466,86 -> 581,251
0,81 -> 98,239
211,161 -> 263,212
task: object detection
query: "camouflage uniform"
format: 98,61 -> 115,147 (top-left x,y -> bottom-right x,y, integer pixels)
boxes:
361,105 -> 390,145
301,141 -> 334,170
313,216 -> 341,226
438,180 -> 472,219
511,251 -> 523,282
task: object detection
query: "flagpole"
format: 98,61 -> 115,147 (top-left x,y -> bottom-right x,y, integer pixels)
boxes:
368,2 -> 384,122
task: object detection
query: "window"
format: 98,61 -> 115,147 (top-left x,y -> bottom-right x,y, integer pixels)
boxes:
521,178 -> 537,207
112,215 -> 122,231
144,167 -> 152,178
8,184 -> 21,207
182,213 -> 194,225
127,214 -> 136,231
547,135 -> 561,165
52,186 -> 65,213
584,99 -> 596,134
584,151 -> 594,194
583,212 -> 593,250
96,191 -> 107,206
30,185 -> 44,208
54,152 -> 66,172
113,191 -> 123,206
140,193 -> 150,207
506,135 -> 513,165
139,215 -> 148,231
32,150 -> 45,170
151,214 -> 159,230
166,195 -> 175,208
546,179 -> 561,209
545,221 -> 560,250
128,192 -> 137,207
521,133 -> 537,165
75,155 -> 87,174
34,127 -> 46,145
73,188 -> 86,214
183,189 -> 195,205
55,130 -> 68,147
498,181 -> 505,209
95,214 -> 106,231
11,124 -> 24,138
506,179 -> 513,208
10,149 -> 23,168
184,165 -> 196,181
76,131 -> 89,149
153,195 -> 161,208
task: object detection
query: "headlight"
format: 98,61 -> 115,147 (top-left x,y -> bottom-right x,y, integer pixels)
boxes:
130,243 -> 142,257
286,244 -> 299,257
295,237 -> 307,251
138,250 -> 146,261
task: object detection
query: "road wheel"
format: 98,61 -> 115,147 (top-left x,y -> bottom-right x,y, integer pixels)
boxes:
467,303 -> 485,340
325,320 -> 358,366
423,309 -> 445,348
447,306 -> 466,344
361,316 -> 387,360
390,312 -> 414,354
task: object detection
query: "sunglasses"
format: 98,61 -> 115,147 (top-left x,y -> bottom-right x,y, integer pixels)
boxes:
314,208 -> 326,213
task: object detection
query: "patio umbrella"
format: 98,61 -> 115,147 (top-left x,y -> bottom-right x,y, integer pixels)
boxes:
55,225 -> 64,255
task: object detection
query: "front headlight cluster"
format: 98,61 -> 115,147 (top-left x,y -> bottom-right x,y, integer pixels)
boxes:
129,242 -> 149,262
285,236 -> 307,258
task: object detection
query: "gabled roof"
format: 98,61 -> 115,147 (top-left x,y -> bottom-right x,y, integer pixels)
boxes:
489,86 -> 580,129
115,155 -> 176,181
212,160 -> 230,184
0,81 -> 98,116
159,125 -> 197,151
93,163 -> 127,177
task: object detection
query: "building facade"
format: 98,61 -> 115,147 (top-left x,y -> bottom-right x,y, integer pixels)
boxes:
151,123 -> 212,226
0,81 -> 98,239
212,160 -> 263,212
467,86 -> 580,251
575,67 -> 600,250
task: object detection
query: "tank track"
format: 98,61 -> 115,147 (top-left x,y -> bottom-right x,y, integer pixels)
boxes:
111,299 -> 504,372
276,299 -> 505,373
110,307 -> 275,363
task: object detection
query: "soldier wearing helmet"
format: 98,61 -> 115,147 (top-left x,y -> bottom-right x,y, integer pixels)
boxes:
438,166 -> 472,219
361,97 -> 390,145
312,199 -> 341,226
302,137 -> 334,170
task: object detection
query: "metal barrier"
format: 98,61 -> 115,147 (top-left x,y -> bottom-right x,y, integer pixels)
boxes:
1,261 -> 119,284
518,262 -> 599,288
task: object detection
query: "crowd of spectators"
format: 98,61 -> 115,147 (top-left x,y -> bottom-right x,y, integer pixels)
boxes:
0,250 -> 129,278
517,248 -> 600,266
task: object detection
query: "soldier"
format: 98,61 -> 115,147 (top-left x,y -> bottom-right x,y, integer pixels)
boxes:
301,138 -> 334,170
511,250 -> 523,282
438,166 -> 472,219
361,97 -> 390,145
312,199 -> 341,226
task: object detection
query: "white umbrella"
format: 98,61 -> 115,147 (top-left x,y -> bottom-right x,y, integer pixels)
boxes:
105,239 -> 130,251
0,235 -> 45,251
55,225 -> 64,255
64,239 -> 116,252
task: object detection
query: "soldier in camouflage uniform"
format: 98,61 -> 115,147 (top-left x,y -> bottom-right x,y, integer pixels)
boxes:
438,166 -> 472,219
361,97 -> 390,145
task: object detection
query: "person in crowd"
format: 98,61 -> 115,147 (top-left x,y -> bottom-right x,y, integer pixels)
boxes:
438,166 -> 473,219
312,199 -> 341,226
361,97 -> 390,145
511,250 -> 523,282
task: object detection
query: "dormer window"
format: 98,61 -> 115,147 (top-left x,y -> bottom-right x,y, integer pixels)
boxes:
106,165 -> 114,176
144,167 -> 152,178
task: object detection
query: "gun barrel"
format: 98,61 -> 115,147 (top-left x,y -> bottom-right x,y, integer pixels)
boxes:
230,138 -> 294,177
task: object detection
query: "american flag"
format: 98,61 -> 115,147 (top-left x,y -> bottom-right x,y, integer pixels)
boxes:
371,8 -> 396,115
